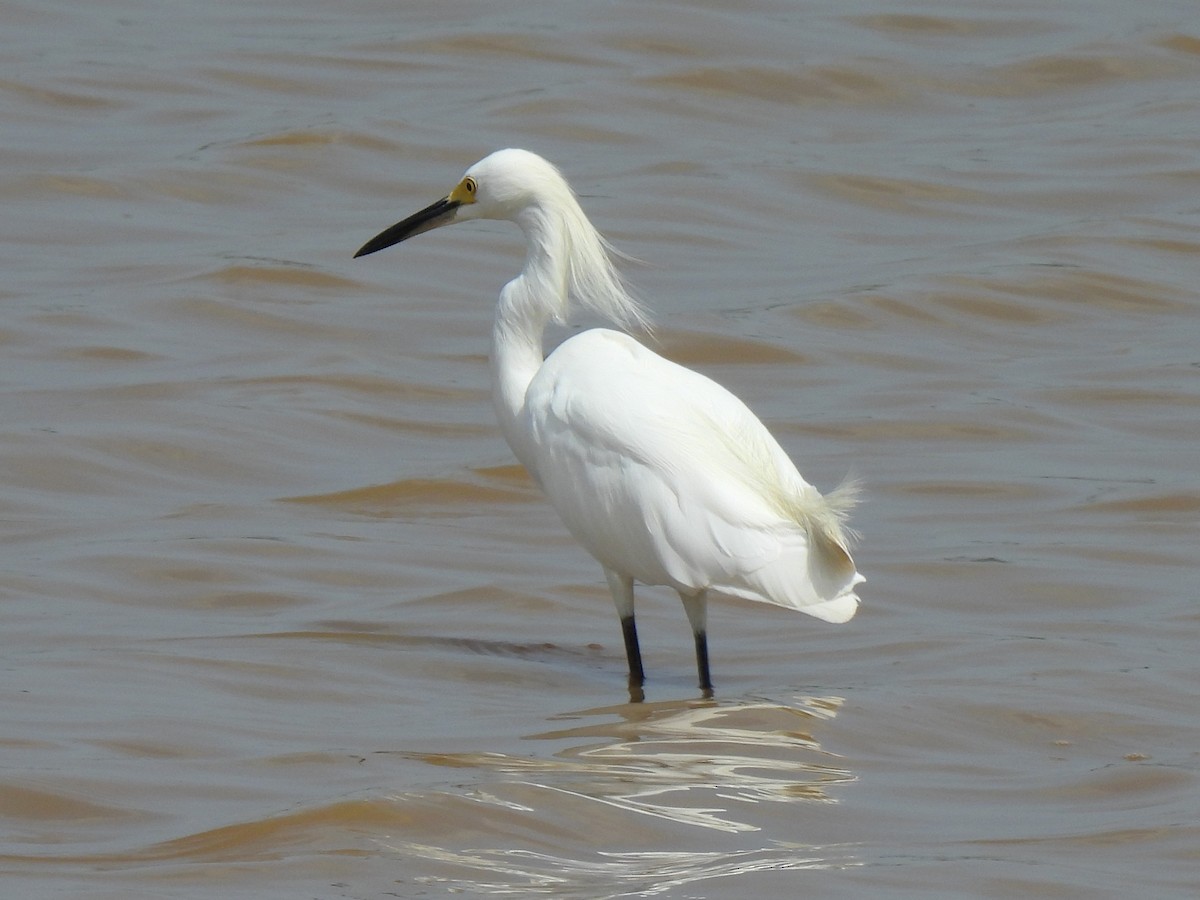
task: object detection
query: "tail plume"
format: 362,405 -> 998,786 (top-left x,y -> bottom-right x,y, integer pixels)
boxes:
796,477 -> 863,623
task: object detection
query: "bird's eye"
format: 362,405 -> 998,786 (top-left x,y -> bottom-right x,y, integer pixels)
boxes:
463,176 -> 477,195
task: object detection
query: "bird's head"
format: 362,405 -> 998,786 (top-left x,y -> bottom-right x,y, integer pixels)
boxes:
353,149 -> 570,258
353,148 -> 648,332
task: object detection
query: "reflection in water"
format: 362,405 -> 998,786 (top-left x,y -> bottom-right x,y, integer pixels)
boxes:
385,695 -> 857,895
398,842 -> 852,898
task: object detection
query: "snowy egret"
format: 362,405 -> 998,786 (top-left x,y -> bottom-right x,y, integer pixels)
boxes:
355,149 -> 863,696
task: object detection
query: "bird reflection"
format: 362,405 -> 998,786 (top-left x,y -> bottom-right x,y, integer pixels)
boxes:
399,694 -> 852,834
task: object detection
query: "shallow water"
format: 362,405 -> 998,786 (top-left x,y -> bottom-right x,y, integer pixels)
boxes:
3,0 -> 1198,897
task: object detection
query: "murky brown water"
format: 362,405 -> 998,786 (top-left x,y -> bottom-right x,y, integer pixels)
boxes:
3,1 -> 1198,897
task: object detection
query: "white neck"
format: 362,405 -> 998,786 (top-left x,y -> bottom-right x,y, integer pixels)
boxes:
489,212 -> 565,479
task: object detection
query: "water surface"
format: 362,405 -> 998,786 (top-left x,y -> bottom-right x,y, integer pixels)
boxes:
3,0 -> 1198,897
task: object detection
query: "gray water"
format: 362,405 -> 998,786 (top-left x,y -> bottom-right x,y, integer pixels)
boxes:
3,1 -> 1198,897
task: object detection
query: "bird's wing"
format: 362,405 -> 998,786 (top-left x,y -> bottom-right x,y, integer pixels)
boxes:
525,329 -> 861,620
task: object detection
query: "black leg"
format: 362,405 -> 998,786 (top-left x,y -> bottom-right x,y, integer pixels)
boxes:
680,591 -> 712,696
606,570 -> 643,699
621,613 -> 645,686
694,629 -> 713,696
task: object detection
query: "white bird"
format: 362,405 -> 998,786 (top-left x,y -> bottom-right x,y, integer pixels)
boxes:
355,149 -> 863,697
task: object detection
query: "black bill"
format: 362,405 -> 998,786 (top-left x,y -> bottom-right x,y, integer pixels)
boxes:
354,196 -> 460,258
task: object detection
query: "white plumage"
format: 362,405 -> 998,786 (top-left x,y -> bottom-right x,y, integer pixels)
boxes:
355,148 -> 863,696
